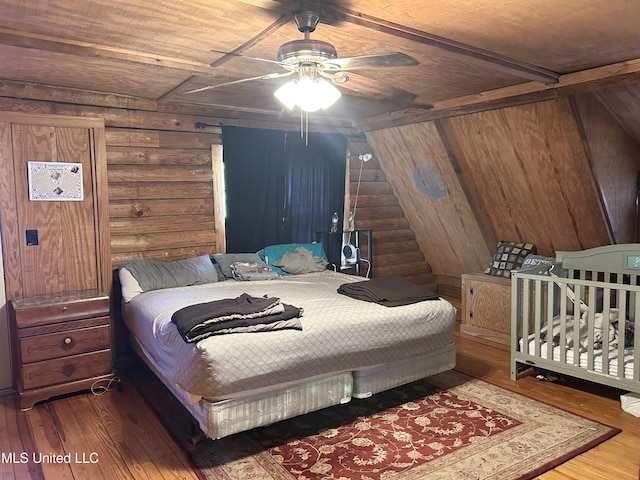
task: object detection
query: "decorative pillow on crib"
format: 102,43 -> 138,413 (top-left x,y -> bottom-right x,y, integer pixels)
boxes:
521,254 -> 556,275
272,247 -> 328,274
213,253 -> 266,279
484,240 -> 536,278
258,242 -> 328,275
119,255 -> 218,302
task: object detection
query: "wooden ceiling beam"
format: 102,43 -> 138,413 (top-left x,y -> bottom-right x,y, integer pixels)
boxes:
0,27 -> 217,75
320,5 -> 560,85
209,14 -> 291,68
157,14 -> 291,101
357,57 -> 640,131
0,80 -> 157,111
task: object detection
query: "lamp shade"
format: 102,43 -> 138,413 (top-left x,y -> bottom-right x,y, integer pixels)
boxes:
274,77 -> 341,112
273,81 -> 299,110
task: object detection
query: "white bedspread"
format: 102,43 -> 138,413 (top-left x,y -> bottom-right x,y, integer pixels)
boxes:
123,271 -> 456,400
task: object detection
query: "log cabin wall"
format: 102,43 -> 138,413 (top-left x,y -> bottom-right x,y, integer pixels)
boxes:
106,128 -> 222,265
346,137 -> 436,289
1,84 -> 639,302
0,89 -> 421,279
0,93 -> 225,268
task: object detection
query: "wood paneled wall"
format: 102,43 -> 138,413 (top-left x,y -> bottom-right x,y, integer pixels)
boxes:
366,123 -> 491,280
367,95 -> 639,296
443,98 -> 613,255
0,113 -> 111,298
573,93 -> 640,244
595,83 -> 640,145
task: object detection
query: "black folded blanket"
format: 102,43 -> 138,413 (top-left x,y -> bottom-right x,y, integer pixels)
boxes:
172,293 -> 303,343
337,275 -> 440,307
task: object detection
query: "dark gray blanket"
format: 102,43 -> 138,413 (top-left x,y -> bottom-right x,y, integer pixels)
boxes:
172,293 -> 303,343
337,275 -> 440,307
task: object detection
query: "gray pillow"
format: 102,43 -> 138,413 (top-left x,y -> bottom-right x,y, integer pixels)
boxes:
119,255 -> 218,302
213,253 -> 266,278
272,247 -> 327,274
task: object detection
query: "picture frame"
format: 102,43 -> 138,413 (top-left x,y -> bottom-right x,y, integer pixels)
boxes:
27,161 -> 84,201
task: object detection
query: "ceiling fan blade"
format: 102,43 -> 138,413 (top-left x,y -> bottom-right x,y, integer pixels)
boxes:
184,71 -> 294,94
323,52 -> 418,71
209,48 -> 287,68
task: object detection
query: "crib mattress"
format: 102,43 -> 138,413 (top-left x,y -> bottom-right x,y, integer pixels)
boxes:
123,271 -> 457,400
519,338 -> 634,379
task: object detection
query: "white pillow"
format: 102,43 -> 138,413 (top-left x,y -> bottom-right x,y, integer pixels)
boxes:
119,266 -> 143,303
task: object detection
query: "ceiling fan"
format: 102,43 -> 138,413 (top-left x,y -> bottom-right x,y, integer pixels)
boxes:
185,10 -> 419,112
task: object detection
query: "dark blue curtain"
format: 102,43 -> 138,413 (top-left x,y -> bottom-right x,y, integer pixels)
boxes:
222,126 -> 346,253
222,127 -> 287,252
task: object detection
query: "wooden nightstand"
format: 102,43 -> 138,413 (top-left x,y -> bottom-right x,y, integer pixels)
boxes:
461,273 -> 511,345
9,289 -> 114,410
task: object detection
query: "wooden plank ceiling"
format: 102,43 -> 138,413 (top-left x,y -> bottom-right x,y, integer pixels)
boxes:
0,0 -> 639,129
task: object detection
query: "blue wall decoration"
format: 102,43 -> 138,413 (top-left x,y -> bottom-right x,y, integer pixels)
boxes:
413,164 -> 448,198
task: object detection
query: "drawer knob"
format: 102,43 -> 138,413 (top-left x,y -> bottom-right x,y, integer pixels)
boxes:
62,337 -> 74,351
61,306 -> 68,313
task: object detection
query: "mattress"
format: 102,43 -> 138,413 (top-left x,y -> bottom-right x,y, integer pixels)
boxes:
123,270 -> 456,400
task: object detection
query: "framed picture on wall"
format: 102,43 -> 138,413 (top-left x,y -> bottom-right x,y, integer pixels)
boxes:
27,161 -> 84,201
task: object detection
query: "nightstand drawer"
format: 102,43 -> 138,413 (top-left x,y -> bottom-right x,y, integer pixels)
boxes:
12,294 -> 109,328
20,324 -> 111,363
21,349 -> 112,390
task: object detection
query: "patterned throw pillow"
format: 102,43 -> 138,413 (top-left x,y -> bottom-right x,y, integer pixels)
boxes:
484,241 -> 536,278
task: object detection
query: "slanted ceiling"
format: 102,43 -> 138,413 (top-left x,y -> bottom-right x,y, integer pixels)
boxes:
1,0 -> 640,133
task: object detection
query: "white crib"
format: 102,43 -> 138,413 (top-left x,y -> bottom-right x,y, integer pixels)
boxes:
511,244 -> 639,393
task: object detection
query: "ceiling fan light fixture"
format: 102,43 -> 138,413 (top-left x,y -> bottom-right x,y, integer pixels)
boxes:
277,39 -> 337,64
273,80 -> 299,110
274,77 -> 341,112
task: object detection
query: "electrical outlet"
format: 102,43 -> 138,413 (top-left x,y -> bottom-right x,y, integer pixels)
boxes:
26,229 -> 38,246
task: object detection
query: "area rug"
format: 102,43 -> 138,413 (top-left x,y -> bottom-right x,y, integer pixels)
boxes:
131,368 -> 619,480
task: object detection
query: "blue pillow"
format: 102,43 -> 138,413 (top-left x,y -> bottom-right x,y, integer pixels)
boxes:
257,243 -> 328,275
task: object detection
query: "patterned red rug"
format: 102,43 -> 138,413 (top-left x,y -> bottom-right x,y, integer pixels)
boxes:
133,368 -> 619,480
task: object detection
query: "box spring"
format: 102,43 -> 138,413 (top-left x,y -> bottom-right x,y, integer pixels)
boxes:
352,343 -> 456,398
131,335 -> 352,439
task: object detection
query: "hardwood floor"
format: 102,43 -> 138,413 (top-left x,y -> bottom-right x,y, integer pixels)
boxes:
1,327 -> 639,480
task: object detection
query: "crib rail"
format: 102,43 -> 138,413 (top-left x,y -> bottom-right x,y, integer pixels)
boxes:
511,261 -> 640,394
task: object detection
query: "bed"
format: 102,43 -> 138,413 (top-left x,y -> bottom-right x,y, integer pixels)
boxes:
119,247 -> 457,440
511,244 -> 639,394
